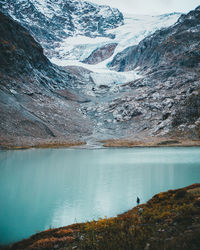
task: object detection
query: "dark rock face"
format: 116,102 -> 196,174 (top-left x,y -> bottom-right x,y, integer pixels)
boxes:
0,0 -> 124,53
82,43 -> 118,65
0,12 -> 49,74
105,6 -> 200,139
0,12 -> 92,146
108,45 -> 136,72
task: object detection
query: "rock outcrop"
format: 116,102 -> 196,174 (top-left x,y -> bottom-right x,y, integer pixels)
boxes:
82,43 -> 118,65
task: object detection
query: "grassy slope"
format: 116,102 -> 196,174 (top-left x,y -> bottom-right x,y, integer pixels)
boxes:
5,184 -> 200,250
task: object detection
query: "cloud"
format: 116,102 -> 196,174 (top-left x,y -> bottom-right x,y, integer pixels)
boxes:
89,0 -> 200,14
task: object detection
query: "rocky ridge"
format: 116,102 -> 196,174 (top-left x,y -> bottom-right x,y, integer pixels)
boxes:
109,6 -> 200,72
0,12 -> 93,147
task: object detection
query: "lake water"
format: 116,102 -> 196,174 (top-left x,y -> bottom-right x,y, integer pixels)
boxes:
0,147 -> 200,245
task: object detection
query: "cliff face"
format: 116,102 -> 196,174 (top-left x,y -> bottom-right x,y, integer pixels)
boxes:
0,13 -> 49,74
0,12 -> 92,146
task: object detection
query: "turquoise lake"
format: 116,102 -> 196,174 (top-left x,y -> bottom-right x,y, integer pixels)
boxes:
0,147 -> 200,245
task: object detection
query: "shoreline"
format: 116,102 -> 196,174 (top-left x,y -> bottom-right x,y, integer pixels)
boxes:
0,141 -> 86,150
101,138 -> 200,148
1,137 -> 200,150
4,183 -> 200,249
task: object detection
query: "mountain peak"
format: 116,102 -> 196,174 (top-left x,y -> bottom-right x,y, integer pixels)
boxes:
0,0 -> 124,53
177,4 -> 200,24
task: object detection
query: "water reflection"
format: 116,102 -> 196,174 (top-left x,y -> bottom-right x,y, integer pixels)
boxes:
0,147 -> 200,244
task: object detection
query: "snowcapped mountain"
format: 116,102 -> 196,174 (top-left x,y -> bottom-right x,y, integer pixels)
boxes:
0,0 -> 123,52
0,0 -> 181,87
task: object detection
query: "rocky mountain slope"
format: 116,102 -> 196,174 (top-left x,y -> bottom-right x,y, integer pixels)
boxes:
106,6 -> 200,140
109,6 -> 200,72
0,12 -> 92,147
0,0 -> 123,55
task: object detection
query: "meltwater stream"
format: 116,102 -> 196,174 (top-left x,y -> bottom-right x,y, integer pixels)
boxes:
0,147 -> 200,245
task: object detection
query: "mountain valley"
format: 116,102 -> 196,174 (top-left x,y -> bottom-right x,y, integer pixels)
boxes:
0,0 -> 200,147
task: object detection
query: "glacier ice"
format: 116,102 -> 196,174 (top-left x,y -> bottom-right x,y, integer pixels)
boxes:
50,12 -> 181,87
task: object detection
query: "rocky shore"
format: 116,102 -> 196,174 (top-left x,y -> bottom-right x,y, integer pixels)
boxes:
1,135 -> 200,150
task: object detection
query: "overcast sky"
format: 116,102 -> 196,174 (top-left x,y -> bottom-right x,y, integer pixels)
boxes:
89,0 -> 200,14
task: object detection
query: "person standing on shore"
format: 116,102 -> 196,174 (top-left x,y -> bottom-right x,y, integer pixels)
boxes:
137,197 -> 140,205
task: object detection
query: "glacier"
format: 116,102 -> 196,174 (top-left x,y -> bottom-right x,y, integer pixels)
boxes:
50,12 -> 181,87
50,11 -> 182,138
